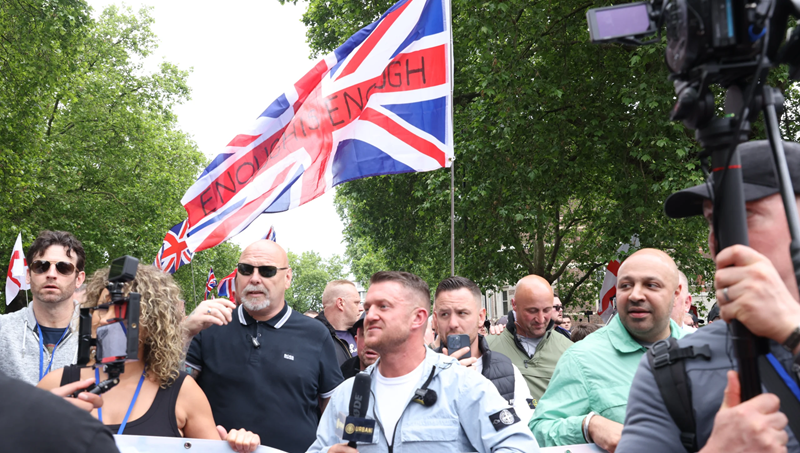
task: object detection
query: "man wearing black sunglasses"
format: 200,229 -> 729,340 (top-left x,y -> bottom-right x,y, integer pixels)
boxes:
0,231 -> 86,386
552,297 -> 571,340
185,240 -> 343,453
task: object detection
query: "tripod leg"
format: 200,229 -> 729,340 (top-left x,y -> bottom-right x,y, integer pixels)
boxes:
762,86 -> 800,291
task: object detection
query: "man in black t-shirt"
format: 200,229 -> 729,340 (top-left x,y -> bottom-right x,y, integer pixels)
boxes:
185,240 -> 343,453
0,370 -> 119,452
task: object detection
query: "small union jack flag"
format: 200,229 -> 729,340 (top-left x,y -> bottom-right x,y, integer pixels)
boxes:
204,266 -> 217,300
263,225 -> 276,242
181,0 -> 453,252
154,220 -> 195,274
217,269 -> 236,301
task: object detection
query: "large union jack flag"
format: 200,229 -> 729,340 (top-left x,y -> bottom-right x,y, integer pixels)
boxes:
154,220 -> 195,274
217,269 -> 236,301
181,0 -> 453,252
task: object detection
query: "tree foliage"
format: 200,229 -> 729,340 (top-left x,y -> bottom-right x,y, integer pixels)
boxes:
288,0 -> 800,306
0,2 -> 207,306
173,242 -> 242,314
285,251 -> 348,313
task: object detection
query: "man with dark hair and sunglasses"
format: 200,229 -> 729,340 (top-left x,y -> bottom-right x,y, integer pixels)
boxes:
184,240 -> 344,453
0,230 -> 86,386
552,297 -> 571,339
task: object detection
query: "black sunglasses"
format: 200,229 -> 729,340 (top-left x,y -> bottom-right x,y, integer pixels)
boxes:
30,260 -> 76,276
237,263 -> 288,278
553,305 -> 563,311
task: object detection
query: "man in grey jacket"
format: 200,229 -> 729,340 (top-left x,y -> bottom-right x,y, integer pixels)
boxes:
618,141 -> 800,453
0,231 -> 85,385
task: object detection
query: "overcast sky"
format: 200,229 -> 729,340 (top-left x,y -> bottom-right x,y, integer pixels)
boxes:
87,0 -> 347,259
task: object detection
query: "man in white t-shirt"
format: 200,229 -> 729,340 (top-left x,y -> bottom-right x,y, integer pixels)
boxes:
433,276 -> 534,422
308,271 -> 540,453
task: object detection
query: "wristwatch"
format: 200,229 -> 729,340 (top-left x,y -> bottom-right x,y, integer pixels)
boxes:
782,324 -> 800,352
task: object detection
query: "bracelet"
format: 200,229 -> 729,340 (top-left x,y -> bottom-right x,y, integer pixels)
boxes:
582,411 -> 597,443
783,324 -> 800,352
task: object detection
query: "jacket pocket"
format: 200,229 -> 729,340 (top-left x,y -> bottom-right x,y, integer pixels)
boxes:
399,418 -> 460,442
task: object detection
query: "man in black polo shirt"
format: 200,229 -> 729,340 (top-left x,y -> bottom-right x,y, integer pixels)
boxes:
185,240 -> 344,453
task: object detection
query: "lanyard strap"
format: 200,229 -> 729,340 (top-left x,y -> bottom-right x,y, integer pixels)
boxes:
766,353 -> 800,401
37,324 -> 68,381
96,367 -> 147,435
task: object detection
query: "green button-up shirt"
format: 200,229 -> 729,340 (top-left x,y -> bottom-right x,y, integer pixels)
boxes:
528,316 -> 684,447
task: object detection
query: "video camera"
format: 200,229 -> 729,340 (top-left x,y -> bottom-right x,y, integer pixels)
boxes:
75,255 -> 140,395
587,0 -> 800,127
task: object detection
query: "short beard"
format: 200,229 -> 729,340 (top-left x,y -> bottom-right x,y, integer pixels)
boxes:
239,284 -> 272,312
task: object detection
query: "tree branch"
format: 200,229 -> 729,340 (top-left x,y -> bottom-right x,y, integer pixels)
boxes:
563,261 -> 606,305
46,97 -> 60,137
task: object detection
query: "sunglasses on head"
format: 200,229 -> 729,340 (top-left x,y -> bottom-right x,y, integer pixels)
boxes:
237,263 -> 288,278
30,260 -> 76,276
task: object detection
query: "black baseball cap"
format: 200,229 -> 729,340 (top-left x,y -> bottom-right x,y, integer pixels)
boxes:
664,140 -> 800,218
353,312 -> 366,330
707,303 -> 721,323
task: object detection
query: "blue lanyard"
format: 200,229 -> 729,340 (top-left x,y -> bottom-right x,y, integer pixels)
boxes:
96,367 -> 147,435
766,353 -> 800,401
37,325 -> 68,382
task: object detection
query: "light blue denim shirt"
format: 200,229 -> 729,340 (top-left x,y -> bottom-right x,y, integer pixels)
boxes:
307,347 -> 540,453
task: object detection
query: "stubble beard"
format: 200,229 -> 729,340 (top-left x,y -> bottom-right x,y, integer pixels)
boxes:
32,281 -> 74,306
240,284 -> 272,312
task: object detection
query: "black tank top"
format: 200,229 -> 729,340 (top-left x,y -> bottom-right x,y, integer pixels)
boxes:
61,365 -> 186,437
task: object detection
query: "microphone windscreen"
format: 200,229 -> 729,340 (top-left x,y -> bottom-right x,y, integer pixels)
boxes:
349,372 -> 371,417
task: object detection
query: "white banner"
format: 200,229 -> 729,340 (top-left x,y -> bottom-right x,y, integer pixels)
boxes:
114,435 -> 286,453
541,444 -> 606,452
114,434 -> 604,453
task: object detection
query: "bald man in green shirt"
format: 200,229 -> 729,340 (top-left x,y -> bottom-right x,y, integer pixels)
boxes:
529,249 -> 685,452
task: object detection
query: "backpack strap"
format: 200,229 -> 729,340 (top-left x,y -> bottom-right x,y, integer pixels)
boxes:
647,338 -> 712,453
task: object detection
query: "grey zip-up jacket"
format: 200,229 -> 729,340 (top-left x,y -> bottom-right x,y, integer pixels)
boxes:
0,304 -> 80,385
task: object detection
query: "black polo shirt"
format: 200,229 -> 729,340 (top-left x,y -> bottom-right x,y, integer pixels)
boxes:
186,302 -> 343,453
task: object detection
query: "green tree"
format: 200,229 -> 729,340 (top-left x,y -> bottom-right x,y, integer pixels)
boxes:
283,0 -> 799,307
0,4 -> 208,306
171,242 -> 242,314
285,251 -> 349,313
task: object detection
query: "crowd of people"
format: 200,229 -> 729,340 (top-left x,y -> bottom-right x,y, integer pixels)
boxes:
1,139 -> 799,453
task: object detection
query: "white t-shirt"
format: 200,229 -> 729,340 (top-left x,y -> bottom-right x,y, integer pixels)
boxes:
374,361 -> 426,441
472,359 -> 534,423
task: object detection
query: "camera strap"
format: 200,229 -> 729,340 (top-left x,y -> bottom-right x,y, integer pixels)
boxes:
37,324 -> 69,382
96,367 -> 147,435
759,353 -> 800,439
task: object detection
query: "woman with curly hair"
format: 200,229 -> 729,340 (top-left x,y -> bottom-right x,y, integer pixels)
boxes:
38,265 -> 259,453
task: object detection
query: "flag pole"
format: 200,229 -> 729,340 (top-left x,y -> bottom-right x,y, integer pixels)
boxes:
447,0 -> 455,277
450,161 -> 455,276
24,290 -> 28,308
190,261 -> 198,306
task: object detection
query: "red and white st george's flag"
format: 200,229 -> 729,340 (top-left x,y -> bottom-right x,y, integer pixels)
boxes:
597,260 -> 621,324
6,233 -> 30,304
597,236 -> 640,324
181,0 -> 453,252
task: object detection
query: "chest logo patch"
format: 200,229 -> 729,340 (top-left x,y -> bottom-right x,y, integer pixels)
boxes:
284,354 -> 294,361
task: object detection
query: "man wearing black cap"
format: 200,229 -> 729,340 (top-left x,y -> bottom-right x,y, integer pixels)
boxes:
339,313 -> 379,379
618,140 -> 800,453
707,303 -> 721,324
